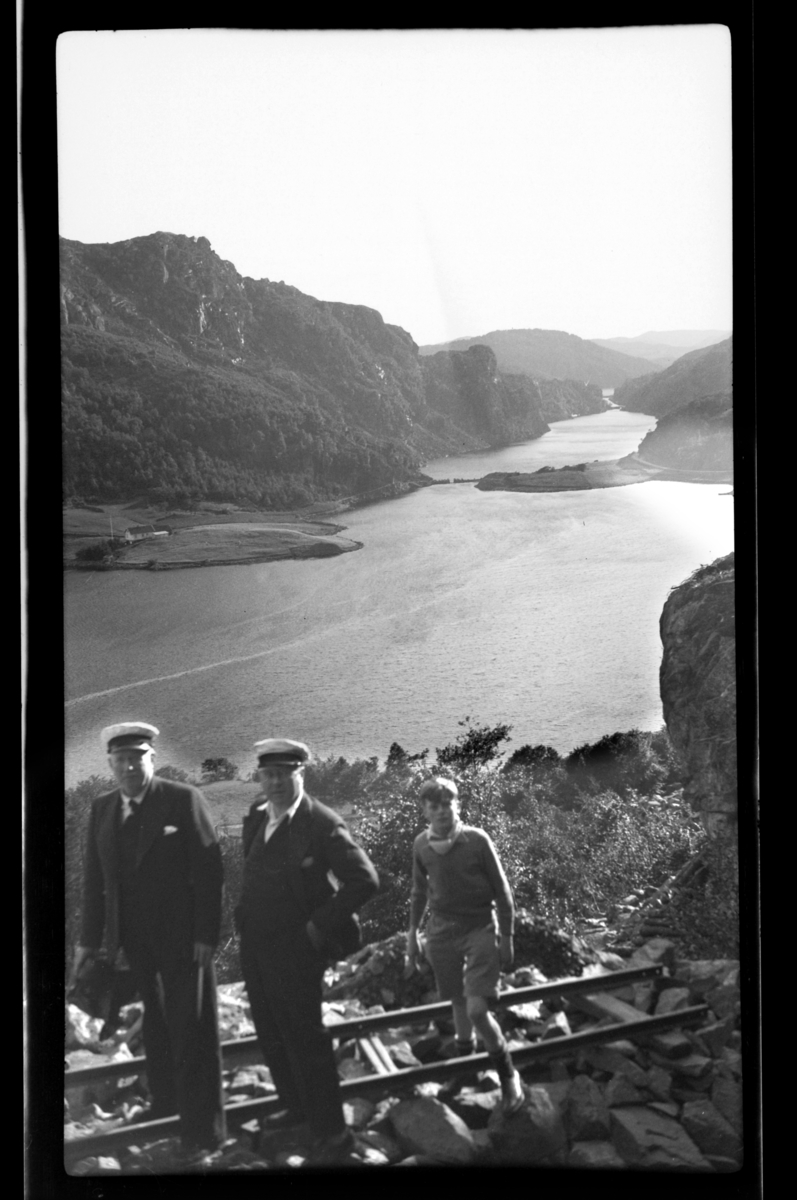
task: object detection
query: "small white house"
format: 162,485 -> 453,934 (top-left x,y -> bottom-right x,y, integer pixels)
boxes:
124,523 -> 172,543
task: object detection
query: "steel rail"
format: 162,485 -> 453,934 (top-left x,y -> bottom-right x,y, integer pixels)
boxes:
65,964 -> 664,1087
64,999 -> 706,1166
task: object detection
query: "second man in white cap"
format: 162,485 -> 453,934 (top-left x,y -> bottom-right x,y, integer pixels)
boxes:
235,738 -> 379,1165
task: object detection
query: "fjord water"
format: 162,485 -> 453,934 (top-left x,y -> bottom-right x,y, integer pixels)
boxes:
64,411 -> 733,785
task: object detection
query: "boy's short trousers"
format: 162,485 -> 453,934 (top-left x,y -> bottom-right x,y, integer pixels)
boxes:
423,913 -> 500,1001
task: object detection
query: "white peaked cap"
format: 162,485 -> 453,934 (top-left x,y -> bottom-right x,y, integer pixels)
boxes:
253,738 -> 310,765
102,722 -> 160,752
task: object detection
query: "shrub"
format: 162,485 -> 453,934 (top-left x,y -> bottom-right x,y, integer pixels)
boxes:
665,835 -> 740,959
75,540 -> 113,562
304,755 -> 380,809
201,757 -> 239,782
503,744 -> 561,771
435,717 -> 512,769
155,764 -> 197,784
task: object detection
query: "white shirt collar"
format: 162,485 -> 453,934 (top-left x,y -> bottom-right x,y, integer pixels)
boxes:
266,792 -> 304,825
121,785 -> 148,818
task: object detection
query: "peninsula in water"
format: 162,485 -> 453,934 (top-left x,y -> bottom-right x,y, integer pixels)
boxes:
62,501 -> 365,570
476,454 -> 732,494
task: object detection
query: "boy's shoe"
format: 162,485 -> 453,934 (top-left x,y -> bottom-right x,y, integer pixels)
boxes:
500,1070 -> 525,1115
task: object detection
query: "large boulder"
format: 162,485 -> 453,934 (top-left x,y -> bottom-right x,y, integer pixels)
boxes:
680,1099 -> 743,1162
389,1097 -> 477,1164
487,1084 -> 568,1164
610,1106 -> 713,1170
659,554 -> 736,836
564,1074 -> 611,1141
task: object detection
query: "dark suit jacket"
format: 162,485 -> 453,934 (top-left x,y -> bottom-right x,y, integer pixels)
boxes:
80,776 -> 223,960
239,792 -> 378,952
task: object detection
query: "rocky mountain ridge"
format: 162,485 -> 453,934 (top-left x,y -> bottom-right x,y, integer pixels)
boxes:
61,233 -> 564,508
419,327 -> 659,388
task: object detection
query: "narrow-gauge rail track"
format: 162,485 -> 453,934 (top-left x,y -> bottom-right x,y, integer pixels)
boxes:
65,964 -> 707,1166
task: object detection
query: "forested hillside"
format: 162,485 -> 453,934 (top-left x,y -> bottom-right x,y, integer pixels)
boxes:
635,393 -> 733,472
614,337 -> 732,419
61,233 -> 553,507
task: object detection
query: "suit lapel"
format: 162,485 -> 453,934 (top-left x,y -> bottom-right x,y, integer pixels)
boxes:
243,801 -> 268,858
285,795 -> 313,913
97,790 -> 122,873
136,777 -> 169,868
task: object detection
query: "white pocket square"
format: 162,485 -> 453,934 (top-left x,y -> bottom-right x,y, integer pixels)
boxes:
163,825 -> 178,835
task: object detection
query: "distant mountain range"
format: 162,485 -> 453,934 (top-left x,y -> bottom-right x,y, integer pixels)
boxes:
590,330 -> 731,371
62,233 -> 592,507
418,329 -> 659,388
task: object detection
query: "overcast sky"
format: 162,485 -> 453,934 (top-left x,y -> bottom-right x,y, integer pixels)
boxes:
56,27 -> 732,346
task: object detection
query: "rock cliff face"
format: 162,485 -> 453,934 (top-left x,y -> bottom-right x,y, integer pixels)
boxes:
60,233 -> 551,506
659,554 -> 736,835
615,338 -> 732,419
421,345 -> 549,446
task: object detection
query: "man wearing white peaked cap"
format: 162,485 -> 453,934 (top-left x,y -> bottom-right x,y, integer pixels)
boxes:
71,722 -> 226,1157
235,737 -> 379,1165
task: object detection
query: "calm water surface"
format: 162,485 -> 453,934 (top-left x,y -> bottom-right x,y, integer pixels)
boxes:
64,412 -> 733,784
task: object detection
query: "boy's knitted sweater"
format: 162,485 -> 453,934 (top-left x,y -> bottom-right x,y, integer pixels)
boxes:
410,825 -> 514,937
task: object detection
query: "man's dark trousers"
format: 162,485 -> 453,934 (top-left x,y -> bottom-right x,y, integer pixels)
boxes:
117,800 -> 225,1149
123,940 -> 225,1148
82,778 -> 226,1151
239,822 -> 345,1138
240,923 -> 344,1138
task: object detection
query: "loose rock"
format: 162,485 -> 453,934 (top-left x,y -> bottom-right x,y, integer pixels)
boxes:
609,1106 -> 713,1170
389,1097 -> 477,1164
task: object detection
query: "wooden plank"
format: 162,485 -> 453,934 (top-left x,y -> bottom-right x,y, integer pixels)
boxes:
358,1037 -> 393,1075
369,1035 -> 399,1073
568,992 -> 646,1024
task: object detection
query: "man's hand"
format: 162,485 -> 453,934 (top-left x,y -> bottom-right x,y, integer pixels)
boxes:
193,942 -> 214,968
69,946 -> 94,988
498,934 -> 514,971
306,920 -> 326,952
404,929 -> 424,977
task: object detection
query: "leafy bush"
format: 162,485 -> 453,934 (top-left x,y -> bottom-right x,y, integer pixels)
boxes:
74,540 -> 113,562
504,744 -> 561,771
434,716 -> 512,769
664,835 -> 740,959
201,757 -> 239,782
155,764 -> 197,784
304,755 -> 380,809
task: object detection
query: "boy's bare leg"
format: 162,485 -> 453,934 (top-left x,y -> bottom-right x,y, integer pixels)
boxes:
464,996 -> 502,1052
466,996 -> 524,1111
451,999 -> 475,1042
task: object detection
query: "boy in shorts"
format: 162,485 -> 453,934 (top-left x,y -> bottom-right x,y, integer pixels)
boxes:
405,777 -> 524,1113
